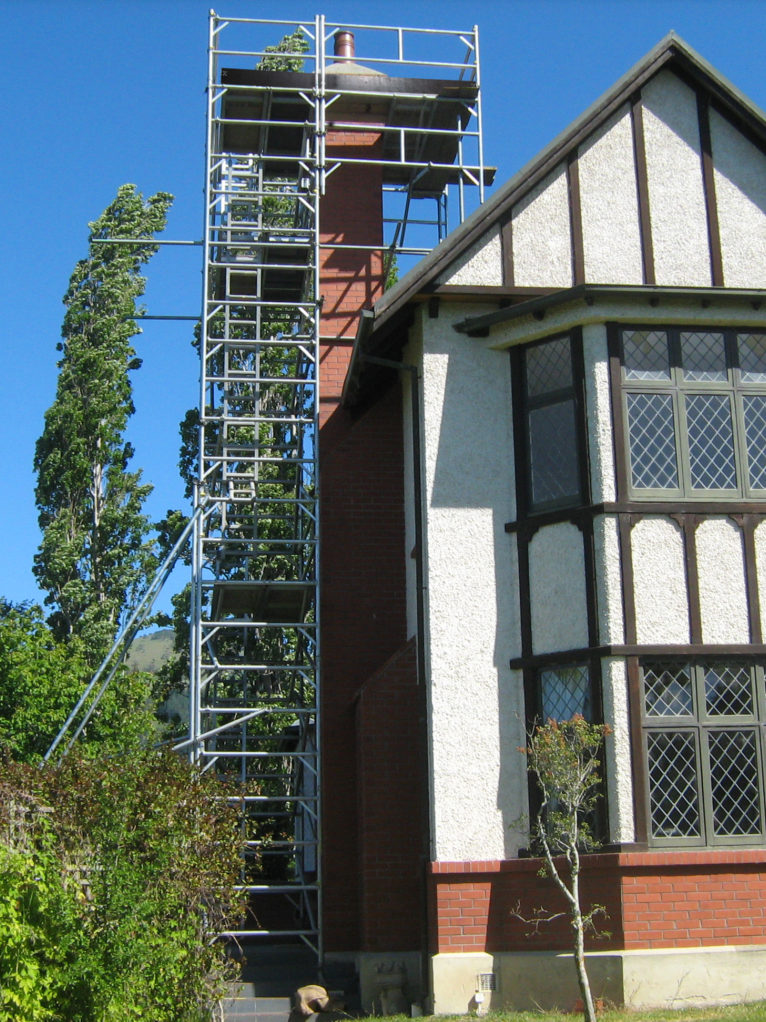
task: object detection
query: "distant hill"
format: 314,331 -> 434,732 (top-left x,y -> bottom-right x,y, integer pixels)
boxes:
127,629 -> 189,725
126,629 -> 175,674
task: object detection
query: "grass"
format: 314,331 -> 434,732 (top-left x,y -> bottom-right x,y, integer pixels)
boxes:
377,1005 -> 766,1022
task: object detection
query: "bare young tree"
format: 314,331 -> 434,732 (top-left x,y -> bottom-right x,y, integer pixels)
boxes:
521,715 -> 611,1022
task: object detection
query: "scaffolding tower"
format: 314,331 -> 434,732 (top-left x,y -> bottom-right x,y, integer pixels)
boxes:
191,12 -> 489,959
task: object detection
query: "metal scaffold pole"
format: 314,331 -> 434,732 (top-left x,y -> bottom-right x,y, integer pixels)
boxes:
190,11 -> 489,964
191,11 -> 323,956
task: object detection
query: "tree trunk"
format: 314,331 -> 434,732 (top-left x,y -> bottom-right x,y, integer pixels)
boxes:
571,865 -> 597,1022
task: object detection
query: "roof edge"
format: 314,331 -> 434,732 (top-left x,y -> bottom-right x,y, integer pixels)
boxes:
369,32 -> 766,335
454,284 -> 766,335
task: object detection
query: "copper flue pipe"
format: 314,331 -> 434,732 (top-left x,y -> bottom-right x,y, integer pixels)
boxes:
334,30 -> 354,60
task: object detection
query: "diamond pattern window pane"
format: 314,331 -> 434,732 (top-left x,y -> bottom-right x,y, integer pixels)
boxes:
623,329 -> 670,380
541,665 -> 591,721
529,400 -> 579,505
738,333 -> 766,383
704,664 -> 754,717
627,392 -> 678,488
643,662 -> 766,845
709,730 -> 761,836
526,337 -> 572,397
743,395 -> 766,489
647,731 -> 701,838
681,331 -> 727,382
644,663 -> 693,717
686,393 -> 736,489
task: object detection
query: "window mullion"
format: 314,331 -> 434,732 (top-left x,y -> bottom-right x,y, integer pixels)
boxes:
675,387 -> 691,496
756,665 -> 766,720
692,665 -> 715,844
756,727 -> 766,839
735,384 -> 759,496
731,387 -> 750,497
697,724 -> 717,844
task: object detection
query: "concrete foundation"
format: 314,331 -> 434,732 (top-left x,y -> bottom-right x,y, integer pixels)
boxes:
325,952 -> 424,1015
430,946 -> 766,1014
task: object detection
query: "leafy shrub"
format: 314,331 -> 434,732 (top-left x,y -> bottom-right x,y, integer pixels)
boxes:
0,749 -> 245,1021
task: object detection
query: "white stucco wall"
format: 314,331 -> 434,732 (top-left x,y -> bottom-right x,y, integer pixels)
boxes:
642,71 -> 711,286
578,105 -> 643,285
755,521 -> 766,642
600,657 -> 634,844
529,522 -> 589,654
710,108 -> 766,288
419,306 -> 526,861
438,225 -> 504,286
632,516 -> 690,644
594,515 -> 624,644
511,165 -> 572,288
582,323 -> 616,503
696,517 -> 750,644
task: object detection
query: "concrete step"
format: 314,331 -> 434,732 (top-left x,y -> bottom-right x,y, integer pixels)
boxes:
222,993 -> 290,1022
220,998 -> 256,1020
221,942 -> 359,1022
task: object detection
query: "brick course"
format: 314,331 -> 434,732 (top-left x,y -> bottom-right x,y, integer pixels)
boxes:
428,851 -> 766,953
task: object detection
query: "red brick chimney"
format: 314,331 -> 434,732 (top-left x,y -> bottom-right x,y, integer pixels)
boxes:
318,31 -> 386,432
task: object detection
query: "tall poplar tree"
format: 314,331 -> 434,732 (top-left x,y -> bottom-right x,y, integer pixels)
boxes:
34,184 -> 173,658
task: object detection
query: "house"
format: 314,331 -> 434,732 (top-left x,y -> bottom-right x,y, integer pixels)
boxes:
319,32 -> 766,1012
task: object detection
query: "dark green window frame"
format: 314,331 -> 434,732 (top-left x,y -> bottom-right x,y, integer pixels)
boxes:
516,329 -> 588,513
618,326 -> 766,500
640,660 -> 766,847
531,662 -> 608,843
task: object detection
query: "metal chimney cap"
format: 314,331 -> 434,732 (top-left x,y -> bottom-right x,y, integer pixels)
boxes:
334,30 -> 355,60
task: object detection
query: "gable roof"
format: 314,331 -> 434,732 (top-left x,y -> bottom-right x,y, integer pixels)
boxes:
344,32 -> 766,405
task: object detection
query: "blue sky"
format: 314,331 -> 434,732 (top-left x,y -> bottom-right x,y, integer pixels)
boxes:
3,0 -> 766,616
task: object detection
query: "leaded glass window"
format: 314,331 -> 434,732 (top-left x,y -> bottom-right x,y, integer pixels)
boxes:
738,333 -> 766,382
523,333 -> 583,511
626,392 -> 678,489
647,730 -> 702,839
619,327 -> 766,499
624,329 -> 670,381
641,661 -> 766,846
541,664 -> 591,721
680,331 -> 727,382
743,395 -> 766,489
685,393 -> 736,489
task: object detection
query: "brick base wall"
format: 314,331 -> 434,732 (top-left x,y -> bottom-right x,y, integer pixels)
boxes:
357,638 -> 426,951
318,115 -> 403,951
429,850 -> 766,954
320,385 -> 411,951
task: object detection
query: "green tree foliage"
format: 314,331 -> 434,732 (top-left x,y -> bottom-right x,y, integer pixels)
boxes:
523,716 -> 612,1022
34,184 -> 173,660
0,601 -> 157,764
0,749 -> 245,1021
257,28 -> 309,71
